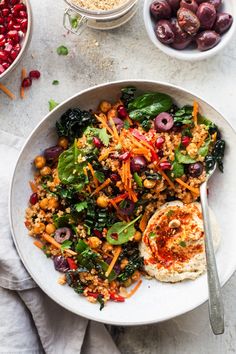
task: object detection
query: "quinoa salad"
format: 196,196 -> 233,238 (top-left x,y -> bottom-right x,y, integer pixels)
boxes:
71,0 -> 128,11
25,87 -> 225,309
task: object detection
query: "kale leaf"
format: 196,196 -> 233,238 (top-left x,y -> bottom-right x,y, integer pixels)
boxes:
120,87 -> 137,107
56,108 -> 95,141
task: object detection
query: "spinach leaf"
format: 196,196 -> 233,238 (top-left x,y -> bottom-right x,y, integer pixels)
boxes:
197,115 -> 214,127
76,240 -> 116,281
106,215 -> 141,245
58,141 -> 86,185
56,108 -> 95,141
172,161 -> 184,178
175,148 -> 196,164
198,138 -> 211,157
174,106 -> 193,125
128,93 -> 172,121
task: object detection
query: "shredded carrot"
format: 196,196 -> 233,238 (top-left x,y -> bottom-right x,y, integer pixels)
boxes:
29,181 -> 37,193
156,166 -> 176,190
0,83 -> 15,100
109,118 -> 120,143
34,240 -> 43,249
91,178 -> 111,196
105,246 -> 122,277
42,233 -> 77,256
126,279 -> 142,298
98,149 -> 114,162
110,193 -> 128,204
20,68 -> 27,99
110,199 -> 120,212
132,148 -> 150,156
139,212 -> 149,232
95,114 -> 115,137
193,101 -> 198,127
87,162 -> 99,188
83,167 -> 91,193
175,178 -> 200,195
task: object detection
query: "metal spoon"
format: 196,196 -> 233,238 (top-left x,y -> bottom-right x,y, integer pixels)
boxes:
200,164 -> 224,335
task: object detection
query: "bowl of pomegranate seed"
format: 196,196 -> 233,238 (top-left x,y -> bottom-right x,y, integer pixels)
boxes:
0,0 -> 32,80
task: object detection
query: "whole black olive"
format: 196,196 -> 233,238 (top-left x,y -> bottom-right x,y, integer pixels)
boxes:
150,0 -> 172,20
155,19 -> 175,44
53,256 -> 70,273
54,227 -> 72,244
214,13 -> 233,34
177,8 -> 200,35
198,0 -> 222,10
166,0 -> 180,14
171,18 -> 192,49
188,162 -> 204,177
196,3 -> 216,30
196,30 -> 220,51
44,146 -> 63,161
180,0 -> 198,13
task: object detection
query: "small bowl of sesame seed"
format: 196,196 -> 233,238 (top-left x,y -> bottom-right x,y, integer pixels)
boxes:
63,0 -> 139,34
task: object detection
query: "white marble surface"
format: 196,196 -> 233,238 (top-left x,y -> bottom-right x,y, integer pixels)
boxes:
1,0 -> 236,352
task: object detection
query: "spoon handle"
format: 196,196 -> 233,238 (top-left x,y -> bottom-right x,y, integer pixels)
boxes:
200,182 -> 224,335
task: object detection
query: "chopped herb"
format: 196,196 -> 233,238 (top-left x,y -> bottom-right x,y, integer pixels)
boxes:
149,232 -> 156,238
123,120 -> 130,129
98,128 -> 110,147
49,99 -> 59,111
52,80 -> 59,85
133,172 -> 142,187
75,201 -> 88,213
57,45 -> 69,56
179,241 -> 186,247
94,171 -> 105,183
97,294 -> 105,311
141,119 -> 152,132
166,210 -> 174,217
70,17 -> 78,29
61,240 -> 72,250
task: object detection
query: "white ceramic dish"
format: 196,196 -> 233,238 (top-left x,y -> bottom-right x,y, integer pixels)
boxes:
143,0 -> 236,61
9,80 -> 236,325
0,0 -> 32,81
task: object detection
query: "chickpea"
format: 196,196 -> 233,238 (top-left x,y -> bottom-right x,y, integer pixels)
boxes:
48,197 -> 59,210
39,198 -> 49,210
33,222 -> 45,234
58,136 -> 69,150
107,109 -> 117,120
102,242 -> 113,253
46,223 -> 56,235
143,179 -> 157,189
120,258 -> 129,270
87,237 -> 101,249
131,270 -> 140,282
99,101 -> 112,113
96,195 -> 109,208
40,166 -> 52,176
123,278 -> 132,288
134,231 -> 142,242
34,155 -> 46,169
169,219 -> 181,229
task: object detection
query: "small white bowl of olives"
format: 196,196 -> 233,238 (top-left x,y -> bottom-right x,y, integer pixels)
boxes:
143,0 -> 236,61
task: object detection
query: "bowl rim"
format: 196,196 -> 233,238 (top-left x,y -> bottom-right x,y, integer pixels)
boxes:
9,79 -> 236,325
143,0 -> 236,61
0,0 -> 33,81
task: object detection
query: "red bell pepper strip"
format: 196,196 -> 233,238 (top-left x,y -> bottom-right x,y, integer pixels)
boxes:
87,292 -> 99,299
109,292 -> 125,302
110,193 -> 129,204
67,258 -> 77,270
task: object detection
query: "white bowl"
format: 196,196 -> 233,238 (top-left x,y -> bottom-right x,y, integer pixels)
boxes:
9,80 -> 236,325
143,0 -> 236,61
0,0 -> 33,81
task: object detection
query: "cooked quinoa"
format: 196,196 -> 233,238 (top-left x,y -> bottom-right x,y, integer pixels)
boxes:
25,87 -> 225,309
71,0 -> 128,11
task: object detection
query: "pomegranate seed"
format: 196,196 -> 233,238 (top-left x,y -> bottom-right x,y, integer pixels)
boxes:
92,137 -> 102,148
93,229 -> 103,239
0,1 -> 8,9
159,161 -> 172,171
2,61 -> 9,69
29,70 -> 40,79
21,77 -> 32,88
110,173 -> 120,182
10,0 -> 21,5
0,17 -> 4,25
7,20 -> 14,30
18,10 -> 27,18
117,105 -> 127,119
13,42 -> 20,52
155,136 -> 165,149
0,34 -> 6,46
119,151 -> 131,161
12,23 -> 20,30
0,64 -> 4,73
20,18 -> 27,30
0,25 -> 6,34
29,193 -> 38,205
181,136 -> 191,147
13,3 -> 26,13
0,50 -> 7,60
4,42 -> 12,52
7,30 -> 19,41
2,8 -> 10,16
10,48 -> 17,59
6,14 -> 13,23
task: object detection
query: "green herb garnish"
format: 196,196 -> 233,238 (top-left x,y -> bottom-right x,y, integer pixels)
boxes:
166,210 -> 174,217
57,45 -> 69,56
49,99 -> 59,111
179,241 -> 186,247
149,232 -> 156,239
52,80 -> 59,85
61,240 -> 72,250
